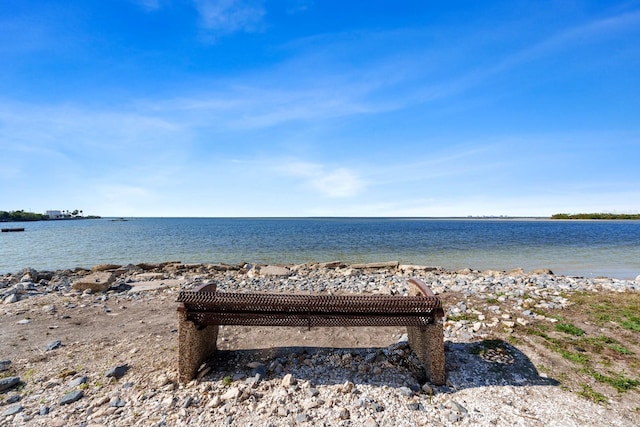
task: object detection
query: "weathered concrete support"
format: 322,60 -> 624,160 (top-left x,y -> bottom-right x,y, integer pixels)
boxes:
407,278 -> 446,385
407,323 -> 445,385
177,283 -> 219,383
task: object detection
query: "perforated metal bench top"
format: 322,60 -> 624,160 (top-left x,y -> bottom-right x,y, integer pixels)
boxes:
177,291 -> 443,328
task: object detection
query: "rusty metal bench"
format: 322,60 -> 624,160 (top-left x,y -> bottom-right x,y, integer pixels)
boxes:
176,278 -> 445,384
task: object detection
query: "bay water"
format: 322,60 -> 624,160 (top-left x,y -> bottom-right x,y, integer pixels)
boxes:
1,218 -> 639,279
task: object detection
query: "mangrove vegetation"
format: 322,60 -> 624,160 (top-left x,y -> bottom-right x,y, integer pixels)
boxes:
552,213 -> 640,220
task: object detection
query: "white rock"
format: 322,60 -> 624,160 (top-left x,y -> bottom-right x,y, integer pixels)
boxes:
162,382 -> 176,391
133,272 -> 165,281
3,294 -> 17,304
72,272 -> 115,292
42,304 -> 56,314
162,396 -> 177,408
341,268 -> 360,277
155,374 -> 171,388
422,383 -> 434,394
207,395 -> 222,408
260,266 -> 291,277
221,387 -> 240,401
197,366 -> 211,379
277,406 -> 289,417
341,381 -> 355,393
281,374 -> 297,387
128,279 -> 185,292
302,399 -> 321,410
364,417 -> 379,427
90,396 -> 110,408
350,261 -> 399,269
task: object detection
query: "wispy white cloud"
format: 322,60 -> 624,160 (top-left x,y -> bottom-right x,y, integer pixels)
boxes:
101,184 -> 154,201
308,168 -> 364,198
0,101 -> 183,155
366,144 -> 502,183
413,9 -> 640,104
193,0 -> 266,37
276,160 -> 366,198
0,99 -> 190,211
86,184 -> 163,217
492,10 -> 640,72
180,9 -> 640,124
227,87 -> 386,128
132,0 -> 268,38
143,80 -> 392,130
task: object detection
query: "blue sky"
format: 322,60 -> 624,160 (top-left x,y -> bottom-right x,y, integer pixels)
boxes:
2,0 -> 640,217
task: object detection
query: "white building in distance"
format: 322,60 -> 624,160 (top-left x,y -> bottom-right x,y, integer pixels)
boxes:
45,210 -> 63,219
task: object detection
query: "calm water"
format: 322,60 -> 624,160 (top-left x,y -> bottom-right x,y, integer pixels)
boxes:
1,218 -> 639,279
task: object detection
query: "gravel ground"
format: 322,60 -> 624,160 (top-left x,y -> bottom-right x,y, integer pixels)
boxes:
1,262 -> 639,426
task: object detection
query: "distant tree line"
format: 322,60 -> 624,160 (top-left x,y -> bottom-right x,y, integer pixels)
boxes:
0,210 -> 100,222
0,210 -> 47,222
552,213 -> 640,220
59,209 -> 83,217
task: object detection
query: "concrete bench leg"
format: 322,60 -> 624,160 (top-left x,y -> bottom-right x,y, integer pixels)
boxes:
407,278 -> 446,385
407,324 -> 445,385
177,308 -> 219,383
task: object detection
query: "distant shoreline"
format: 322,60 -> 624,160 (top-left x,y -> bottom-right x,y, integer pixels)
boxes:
0,210 -> 102,223
4,217 -> 640,223
551,213 -> 640,220
0,216 -> 101,223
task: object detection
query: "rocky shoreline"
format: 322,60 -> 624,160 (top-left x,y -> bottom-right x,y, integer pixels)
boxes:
1,261 -> 639,426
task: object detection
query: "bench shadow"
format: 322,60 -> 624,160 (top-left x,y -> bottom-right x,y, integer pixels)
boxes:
444,340 -> 559,389
200,339 -> 558,392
